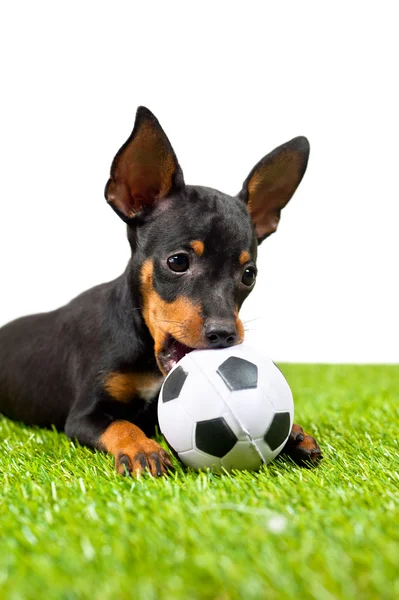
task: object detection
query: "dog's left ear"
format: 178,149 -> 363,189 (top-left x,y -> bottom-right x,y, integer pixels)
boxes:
105,106 -> 184,222
238,137 -> 310,243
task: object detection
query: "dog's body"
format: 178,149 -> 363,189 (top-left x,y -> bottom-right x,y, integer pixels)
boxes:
0,107 -> 321,475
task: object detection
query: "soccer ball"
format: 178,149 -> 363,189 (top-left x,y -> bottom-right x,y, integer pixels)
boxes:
157,343 -> 294,472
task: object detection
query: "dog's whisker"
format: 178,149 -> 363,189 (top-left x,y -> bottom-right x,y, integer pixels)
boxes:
242,317 -> 261,325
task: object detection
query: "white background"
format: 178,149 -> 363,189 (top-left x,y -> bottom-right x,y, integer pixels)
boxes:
0,2 -> 398,363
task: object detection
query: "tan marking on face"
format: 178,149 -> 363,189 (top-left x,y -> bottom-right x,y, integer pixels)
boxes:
105,372 -> 164,403
190,240 -> 205,256
239,250 -> 251,265
140,259 -> 205,373
235,308 -> 245,343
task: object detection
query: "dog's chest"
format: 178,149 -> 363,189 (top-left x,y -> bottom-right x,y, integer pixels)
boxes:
136,374 -> 165,401
105,372 -> 165,403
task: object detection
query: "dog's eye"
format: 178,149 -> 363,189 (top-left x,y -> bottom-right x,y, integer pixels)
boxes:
242,267 -> 256,287
167,254 -> 190,273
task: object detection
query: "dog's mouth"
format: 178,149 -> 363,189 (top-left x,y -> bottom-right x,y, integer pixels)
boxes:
158,335 -> 195,374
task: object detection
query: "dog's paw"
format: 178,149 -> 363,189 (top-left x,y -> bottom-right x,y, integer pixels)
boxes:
116,439 -> 174,477
281,423 -> 322,467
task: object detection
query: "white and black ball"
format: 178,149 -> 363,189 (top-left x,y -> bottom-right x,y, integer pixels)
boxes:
158,343 -> 294,472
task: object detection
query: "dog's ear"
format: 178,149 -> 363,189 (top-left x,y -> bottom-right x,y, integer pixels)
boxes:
105,107 -> 184,222
238,137 -> 310,243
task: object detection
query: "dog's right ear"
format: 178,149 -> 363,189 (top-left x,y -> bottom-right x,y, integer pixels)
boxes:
105,107 -> 184,222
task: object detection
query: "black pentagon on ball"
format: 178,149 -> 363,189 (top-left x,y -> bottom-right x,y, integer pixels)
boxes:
162,366 -> 188,402
217,356 -> 258,391
264,412 -> 291,451
195,417 -> 237,457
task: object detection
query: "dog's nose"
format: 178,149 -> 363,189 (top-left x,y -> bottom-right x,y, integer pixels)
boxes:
204,320 -> 238,348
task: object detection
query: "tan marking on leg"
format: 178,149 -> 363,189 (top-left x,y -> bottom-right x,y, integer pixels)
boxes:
190,240 -> 205,256
100,421 -> 147,454
99,421 -> 173,477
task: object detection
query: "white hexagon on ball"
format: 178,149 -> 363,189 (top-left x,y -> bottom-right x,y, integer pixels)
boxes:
157,343 -> 294,472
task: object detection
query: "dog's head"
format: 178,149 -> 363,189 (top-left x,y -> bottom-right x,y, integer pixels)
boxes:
105,107 -> 309,374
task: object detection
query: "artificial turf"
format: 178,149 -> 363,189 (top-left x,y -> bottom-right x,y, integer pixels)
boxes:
0,364 -> 398,600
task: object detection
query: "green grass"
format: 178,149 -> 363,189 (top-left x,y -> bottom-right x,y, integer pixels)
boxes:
1,365 -> 398,600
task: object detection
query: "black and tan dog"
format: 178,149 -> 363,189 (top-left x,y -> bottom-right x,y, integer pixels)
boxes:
0,107 -> 321,476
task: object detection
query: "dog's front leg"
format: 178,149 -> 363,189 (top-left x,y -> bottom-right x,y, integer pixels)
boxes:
280,424 -> 322,466
65,412 -> 173,477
